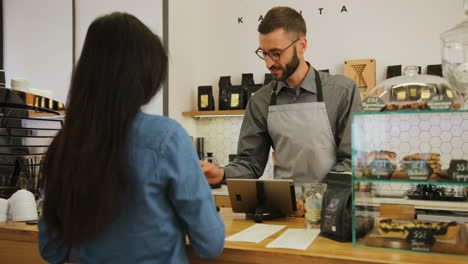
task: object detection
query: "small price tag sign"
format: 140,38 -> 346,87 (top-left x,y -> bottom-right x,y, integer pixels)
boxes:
448,160 -> 468,182
426,94 -> 453,110
406,228 -> 435,252
361,96 -> 386,112
401,160 -> 433,181
368,158 -> 395,179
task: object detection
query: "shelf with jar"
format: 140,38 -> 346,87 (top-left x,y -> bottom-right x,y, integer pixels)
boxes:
182,110 -> 245,118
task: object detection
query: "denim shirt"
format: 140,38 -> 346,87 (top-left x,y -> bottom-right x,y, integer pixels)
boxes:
38,112 -> 225,264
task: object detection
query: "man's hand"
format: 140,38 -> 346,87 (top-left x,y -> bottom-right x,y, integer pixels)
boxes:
200,160 -> 224,184
292,200 -> 305,217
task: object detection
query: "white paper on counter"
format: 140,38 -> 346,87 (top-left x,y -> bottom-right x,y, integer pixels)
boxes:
225,224 -> 286,243
266,228 -> 320,250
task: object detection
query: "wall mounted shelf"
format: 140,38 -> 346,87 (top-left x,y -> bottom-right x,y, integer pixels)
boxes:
182,110 -> 245,118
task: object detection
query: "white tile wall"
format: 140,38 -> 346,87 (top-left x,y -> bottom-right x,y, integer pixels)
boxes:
353,112 -> 468,168
196,117 -> 273,178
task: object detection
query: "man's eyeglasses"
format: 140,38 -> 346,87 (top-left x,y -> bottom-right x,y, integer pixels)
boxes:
255,38 -> 300,61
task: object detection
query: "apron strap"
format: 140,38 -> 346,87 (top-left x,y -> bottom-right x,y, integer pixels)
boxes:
314,69 -> 323,102
269,68 -> 323,106
270,81 -> 278,106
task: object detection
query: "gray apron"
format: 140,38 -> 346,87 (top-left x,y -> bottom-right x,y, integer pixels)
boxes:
267,69 -> 337,199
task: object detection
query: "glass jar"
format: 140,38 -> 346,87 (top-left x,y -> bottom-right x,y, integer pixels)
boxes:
203,152 -> 220,167
365,66 -> 463,111
441,0 -> 468,102
302,183 -> 327,228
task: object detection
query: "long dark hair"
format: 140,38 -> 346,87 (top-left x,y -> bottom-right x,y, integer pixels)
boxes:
41,12 -> 167,247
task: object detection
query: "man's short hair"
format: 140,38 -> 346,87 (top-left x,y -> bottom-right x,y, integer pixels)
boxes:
258,7 -> 306,37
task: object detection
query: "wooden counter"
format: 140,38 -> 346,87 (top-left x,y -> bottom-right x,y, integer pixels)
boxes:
0,221 -> 46,264
189,208 -> 468,264
1,209 -> 467,264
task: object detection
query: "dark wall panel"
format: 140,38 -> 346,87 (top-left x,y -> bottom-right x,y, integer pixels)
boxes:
0,0 -> 3,69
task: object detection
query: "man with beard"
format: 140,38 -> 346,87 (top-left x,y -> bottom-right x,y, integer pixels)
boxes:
201,6 -> 361,217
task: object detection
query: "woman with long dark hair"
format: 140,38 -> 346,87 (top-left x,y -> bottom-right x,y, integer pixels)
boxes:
38,12 -> 225,263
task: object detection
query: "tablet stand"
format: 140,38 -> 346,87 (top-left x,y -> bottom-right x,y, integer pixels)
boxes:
249,180 -> 285,223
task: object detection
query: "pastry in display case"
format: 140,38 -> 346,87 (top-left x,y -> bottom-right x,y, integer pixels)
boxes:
364,150 -> 397,179
405,184 -> 467,201
376,219 -> 461,240
352,111 -> 468,257
362,65 -> 464,112
399,153 -> 442,181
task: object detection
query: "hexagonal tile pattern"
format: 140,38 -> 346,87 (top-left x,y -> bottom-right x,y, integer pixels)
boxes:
389,127 -> 400,137
451,126 -> 464,137
409,118 -> 421,127
462,143 -> 468,154
451,137 -> 464,147
400,121 -> 410,132
431,147 -> 441,155
419,131 -> 431,141
383,120 -> 391,132
462,120 -> 468,130
440,120 -> 453,131
441,142 -> 453,154
451,148 -> 464,160
409,138 -> 420,148
462,131 -> 468,142
440,131 -> 453,142
450,114 -> 463,125
429,115 -> 441,126
429,137 -> 442,147
195,116 -> 276,177
400,131 -> 410,142
400,142 -> 411,153
196,117 -> 245,166
419,120 -> 431,131
419,142 -> 432,153
390,137 -> 401,148
430,126 -> 442,137
409,126 -> 420,137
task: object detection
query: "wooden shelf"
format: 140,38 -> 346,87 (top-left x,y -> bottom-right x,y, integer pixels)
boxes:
355,196 -> 468,212
182,110 -> 245,118
29,110 -> 65,117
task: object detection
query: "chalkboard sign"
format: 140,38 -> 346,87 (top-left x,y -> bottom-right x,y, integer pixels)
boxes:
361,96 -> 386,112
368,158 -> 395,179
401,160 -> 433,181
406,228 -> 435,252
448,159 -> 468,182
426,94 -> 453,110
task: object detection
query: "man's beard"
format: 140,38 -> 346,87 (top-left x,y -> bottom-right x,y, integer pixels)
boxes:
270,49 -> 300,81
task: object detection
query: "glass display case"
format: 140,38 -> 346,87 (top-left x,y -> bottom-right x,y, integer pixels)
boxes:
352,110 -> 468,257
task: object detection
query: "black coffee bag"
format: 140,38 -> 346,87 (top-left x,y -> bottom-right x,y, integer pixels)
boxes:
218,76 -> 231,110
241,73 -> 255,108
320,172 -> 352,242
386,65 -> 402,79
227,85 -> 245,110
427,64 -> 443,77
241,73 -> 255,87
198,85 -> 214,111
